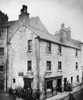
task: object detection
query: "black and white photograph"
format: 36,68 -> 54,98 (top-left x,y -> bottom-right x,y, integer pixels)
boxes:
0,0 -> 83,100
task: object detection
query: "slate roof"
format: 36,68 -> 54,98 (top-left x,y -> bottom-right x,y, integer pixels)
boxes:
8,16 -> 81,50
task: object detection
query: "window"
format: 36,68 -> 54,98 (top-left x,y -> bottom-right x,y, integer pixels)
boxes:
58,45 -> 62,53
71,77 -> 73,84
58,61 -> 62,70
0,48 -> 4,55
46,42 -> 51,53
0,66 -> 4,71
77,75 -> 79,82
28,40 -> 32,51
0,30 -> 3,38
27,61 -> 32,71
76,62 -> 78,69
47,80 -> 52,89
47,61 -> 51,70
13,79 -> 15,83
76,49 -> 78,57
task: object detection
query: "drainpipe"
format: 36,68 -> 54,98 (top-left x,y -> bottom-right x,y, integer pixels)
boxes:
6,25 -> 9,92
36,36 -> 40,90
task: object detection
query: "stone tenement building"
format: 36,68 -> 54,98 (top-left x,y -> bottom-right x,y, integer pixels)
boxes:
0,5 -> 83,98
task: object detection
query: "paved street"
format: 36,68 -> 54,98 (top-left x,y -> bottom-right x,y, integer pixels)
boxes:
0,93 -> 11,100
0,89 -> 83,100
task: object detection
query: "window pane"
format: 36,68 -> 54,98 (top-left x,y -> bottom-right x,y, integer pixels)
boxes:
0,48 -> 4,55
58,62 -> 62,70
46,42 -> 51,52
28,40 -> 32,51
27,61 -> 32,70
58,45 -> 61,53
0,66 -> 4,71
47,61 -> 51,70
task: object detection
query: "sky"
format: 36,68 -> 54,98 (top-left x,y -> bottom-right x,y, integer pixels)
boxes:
0,0 -> 83,41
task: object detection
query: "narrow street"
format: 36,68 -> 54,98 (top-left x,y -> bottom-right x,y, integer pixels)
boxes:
0,89 -> 83,100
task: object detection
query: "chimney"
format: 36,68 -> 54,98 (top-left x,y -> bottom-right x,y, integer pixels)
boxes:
19,5 -> 29,23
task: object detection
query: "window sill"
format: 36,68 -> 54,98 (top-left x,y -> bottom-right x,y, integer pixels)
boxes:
27,50 -> 33,53
46,70 -> 52,73
57,70 -> 62,72
75,69 -> 79,71
57,53 -> 62,56
46,51 -> 52,54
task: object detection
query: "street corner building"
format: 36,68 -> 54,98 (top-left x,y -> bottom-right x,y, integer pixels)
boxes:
0,5 -> 83,99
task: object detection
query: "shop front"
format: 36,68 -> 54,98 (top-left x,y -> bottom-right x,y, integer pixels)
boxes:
44,76 -> 62,98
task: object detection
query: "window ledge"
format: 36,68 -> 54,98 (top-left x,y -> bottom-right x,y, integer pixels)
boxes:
46,70 -> 52,73
57,70 -> 62,72
57,53 -> 62,56
46,51 -> 52,54
75,69 -> 79,71
27,50 -> 33,53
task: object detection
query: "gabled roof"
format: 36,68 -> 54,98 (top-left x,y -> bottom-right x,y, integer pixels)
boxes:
7,16 -> 81,49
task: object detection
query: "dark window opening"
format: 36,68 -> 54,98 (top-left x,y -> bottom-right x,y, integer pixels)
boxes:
76,49 -> 78,57
28,40 -> 32,51
27,61 -> 32,71
71,77 -> 73,84
0,48 -> 4,55
77,75 -> 79,82
13,79 -> 15,83
46,42 -> 51,53
47,61 -> 51,70
76,62 -> 78,69
0,66 -> 4,71
47,80 -> 52,89
58,61 -> 62,70
58,45 -> 62,53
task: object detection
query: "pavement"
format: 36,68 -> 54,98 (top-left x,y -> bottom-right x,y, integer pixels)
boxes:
46,85 -> 83,100
0,85 -> 82,100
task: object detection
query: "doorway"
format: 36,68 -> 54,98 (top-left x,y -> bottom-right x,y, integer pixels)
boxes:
64,78 -> 67,91
57,78 -> 62,92
24,78 -> 32,89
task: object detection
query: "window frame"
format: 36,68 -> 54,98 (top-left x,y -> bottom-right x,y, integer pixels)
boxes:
0,47 -> 4,56
28,40 -> 32,52
75,49 -> 78,57
47,61 -> 51,71
46,42 -> 51,53
58,61 -> 62,70
77,75 -> 79,82
58,45 -> 62,54
76,62 -> 78,69
27,61 -> 32,71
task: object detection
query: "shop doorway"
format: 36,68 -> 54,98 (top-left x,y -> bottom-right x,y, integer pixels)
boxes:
57,78 -> 62,92
64,78 -> 67,91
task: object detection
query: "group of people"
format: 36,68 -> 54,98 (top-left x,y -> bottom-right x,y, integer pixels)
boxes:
8,87 -> 40,100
